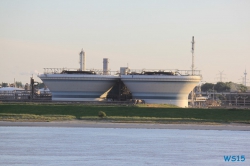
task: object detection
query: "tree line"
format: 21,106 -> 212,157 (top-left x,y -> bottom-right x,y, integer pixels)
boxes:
201,82 -> 247,92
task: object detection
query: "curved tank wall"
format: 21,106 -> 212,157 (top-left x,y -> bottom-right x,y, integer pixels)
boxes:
38,74 -> 119,101
121,75 -> 201,107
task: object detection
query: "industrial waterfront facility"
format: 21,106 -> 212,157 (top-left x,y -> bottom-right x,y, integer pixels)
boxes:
2,36 -> 250,107
38,38 -> 202,107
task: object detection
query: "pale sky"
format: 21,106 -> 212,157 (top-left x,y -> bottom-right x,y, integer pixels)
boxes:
0,0 -> 249,85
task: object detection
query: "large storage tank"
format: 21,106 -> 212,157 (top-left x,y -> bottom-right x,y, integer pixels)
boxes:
121,70 -> 201,107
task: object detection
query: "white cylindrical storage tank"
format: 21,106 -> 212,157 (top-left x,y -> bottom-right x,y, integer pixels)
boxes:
103,58 -> 109,75
121,75 -> 201,107
79,49 -> 85,71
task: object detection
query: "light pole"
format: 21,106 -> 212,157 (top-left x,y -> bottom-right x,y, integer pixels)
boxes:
222,93 -> 227,106
234,95 -> 240,107
229,92 -> 232,106
241,95 -> 248,107
213,86 -> 215,101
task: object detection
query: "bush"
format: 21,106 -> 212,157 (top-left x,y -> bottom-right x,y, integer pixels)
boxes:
98,111 -> 106,118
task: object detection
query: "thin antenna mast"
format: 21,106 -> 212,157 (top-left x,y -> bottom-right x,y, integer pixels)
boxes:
191,36 -> 195,75
190,36 -> 195,107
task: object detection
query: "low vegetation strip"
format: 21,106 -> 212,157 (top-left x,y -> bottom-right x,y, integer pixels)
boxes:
0,113 -> 75,122
0,103 -> 249,124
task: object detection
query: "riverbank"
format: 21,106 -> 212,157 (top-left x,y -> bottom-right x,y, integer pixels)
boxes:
0,103 -> 250,125
1,120 -> 250,131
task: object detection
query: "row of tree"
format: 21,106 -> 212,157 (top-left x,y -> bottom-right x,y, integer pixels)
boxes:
201,82 -> 247,92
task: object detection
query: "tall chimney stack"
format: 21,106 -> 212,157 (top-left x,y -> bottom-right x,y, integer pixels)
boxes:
79,49 -> 85,71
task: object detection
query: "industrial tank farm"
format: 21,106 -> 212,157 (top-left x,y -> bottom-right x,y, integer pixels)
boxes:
38,37 -> 201,107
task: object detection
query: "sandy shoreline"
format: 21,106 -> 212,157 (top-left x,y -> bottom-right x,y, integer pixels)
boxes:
0,120 -> 250,131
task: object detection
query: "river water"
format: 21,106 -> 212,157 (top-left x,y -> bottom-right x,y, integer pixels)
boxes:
0,127 -> 249,166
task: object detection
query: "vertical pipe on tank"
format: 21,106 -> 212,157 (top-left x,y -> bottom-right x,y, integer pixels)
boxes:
103,58 -> 109,75
79,49 -> 85,71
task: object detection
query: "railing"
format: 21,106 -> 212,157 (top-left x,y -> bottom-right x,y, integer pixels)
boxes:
127,69 -> 201,76
0,90 -> 51,100
42,68 -> 120,75
41,68 -> 201,76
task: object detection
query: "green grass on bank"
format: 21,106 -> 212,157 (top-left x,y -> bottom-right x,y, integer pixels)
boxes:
0,103 -> 249,124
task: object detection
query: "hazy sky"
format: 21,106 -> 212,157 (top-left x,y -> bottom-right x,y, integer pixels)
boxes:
0,0 -> 249,85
